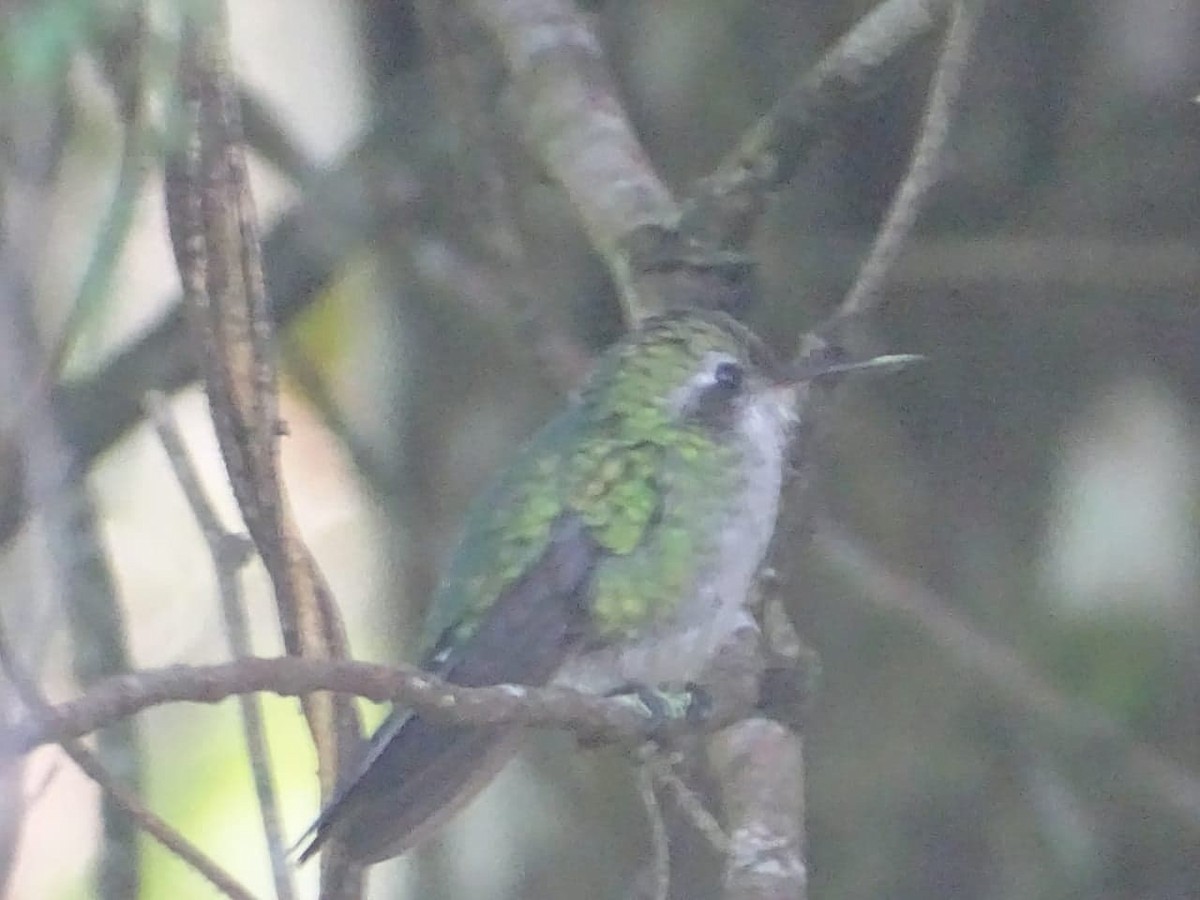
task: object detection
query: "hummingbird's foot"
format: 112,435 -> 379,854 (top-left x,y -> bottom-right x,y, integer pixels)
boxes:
605,682 -> 713,737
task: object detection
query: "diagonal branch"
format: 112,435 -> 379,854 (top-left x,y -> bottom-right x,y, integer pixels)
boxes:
0,616 -> 255,900
466,0 -> 679,321
838,0 -> 981,318
682,0 -> 953,251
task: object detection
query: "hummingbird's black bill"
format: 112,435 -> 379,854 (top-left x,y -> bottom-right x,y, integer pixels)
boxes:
784,352 -> 924,384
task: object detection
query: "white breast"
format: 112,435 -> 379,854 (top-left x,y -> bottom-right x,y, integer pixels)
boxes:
556,385 -> 798,694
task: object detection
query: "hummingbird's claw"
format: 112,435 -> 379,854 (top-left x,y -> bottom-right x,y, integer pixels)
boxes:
600,682 -> 713,738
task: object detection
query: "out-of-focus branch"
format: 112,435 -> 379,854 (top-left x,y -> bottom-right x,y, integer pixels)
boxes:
0,34 -> 72,894
682,0 -> 952,251
814,519 -> 1200,830
55,3 -> 160,378
465,0 -> 678,320
838,0 -> 980,318
415,3 -> 592,391
0,120 -> 412,556
47,137 -> 420,477
144,392 -> 294,900
14,656 -> 676,752
47,440 -> 143,900
744,235 -> 1200,293
0,614 -> 256,900
0,26 -> 146,896
59,17 -> 160,880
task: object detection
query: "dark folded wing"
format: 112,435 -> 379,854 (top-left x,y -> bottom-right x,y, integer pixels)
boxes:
297,515 -> 599,864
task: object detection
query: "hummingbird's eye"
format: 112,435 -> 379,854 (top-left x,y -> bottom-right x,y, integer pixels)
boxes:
713,361 -> 744,392
672,355 -> 747,424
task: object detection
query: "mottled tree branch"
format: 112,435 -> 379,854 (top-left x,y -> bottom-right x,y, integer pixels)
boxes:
708,721 -> 807,900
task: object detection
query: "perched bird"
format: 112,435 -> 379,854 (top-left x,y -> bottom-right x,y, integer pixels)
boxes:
298,309 -> 914,864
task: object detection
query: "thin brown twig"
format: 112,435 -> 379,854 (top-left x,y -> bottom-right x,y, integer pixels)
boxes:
144,392 -> 294,900
838,0 -> 981,318
166,10 -> 363,895
168,8 -> 292,654
0,616 -> 257,900
682,0 -> 953,251
13,657 -> 692,754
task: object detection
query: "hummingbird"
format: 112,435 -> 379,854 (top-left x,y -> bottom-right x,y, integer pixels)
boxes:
297,309 -> 915,864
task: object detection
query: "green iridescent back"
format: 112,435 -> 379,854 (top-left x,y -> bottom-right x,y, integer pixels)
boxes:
422,312 -> 765,652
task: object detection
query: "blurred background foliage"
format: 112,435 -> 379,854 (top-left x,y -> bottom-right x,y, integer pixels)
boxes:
2,0 -> 1200,898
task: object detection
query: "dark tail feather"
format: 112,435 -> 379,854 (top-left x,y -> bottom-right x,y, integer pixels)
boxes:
297,714 -> 520,864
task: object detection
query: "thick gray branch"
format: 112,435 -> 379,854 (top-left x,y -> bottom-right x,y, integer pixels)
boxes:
467,0 -> 678,318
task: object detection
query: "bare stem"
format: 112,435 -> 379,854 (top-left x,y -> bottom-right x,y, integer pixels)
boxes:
145,392 -> 294,900
13,656 -> 693,754
838,0 -> 982,318
683,0 -> 953,250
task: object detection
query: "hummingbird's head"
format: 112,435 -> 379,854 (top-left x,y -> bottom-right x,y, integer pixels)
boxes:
584,310 -> 798,453
585,310 -> 921,452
